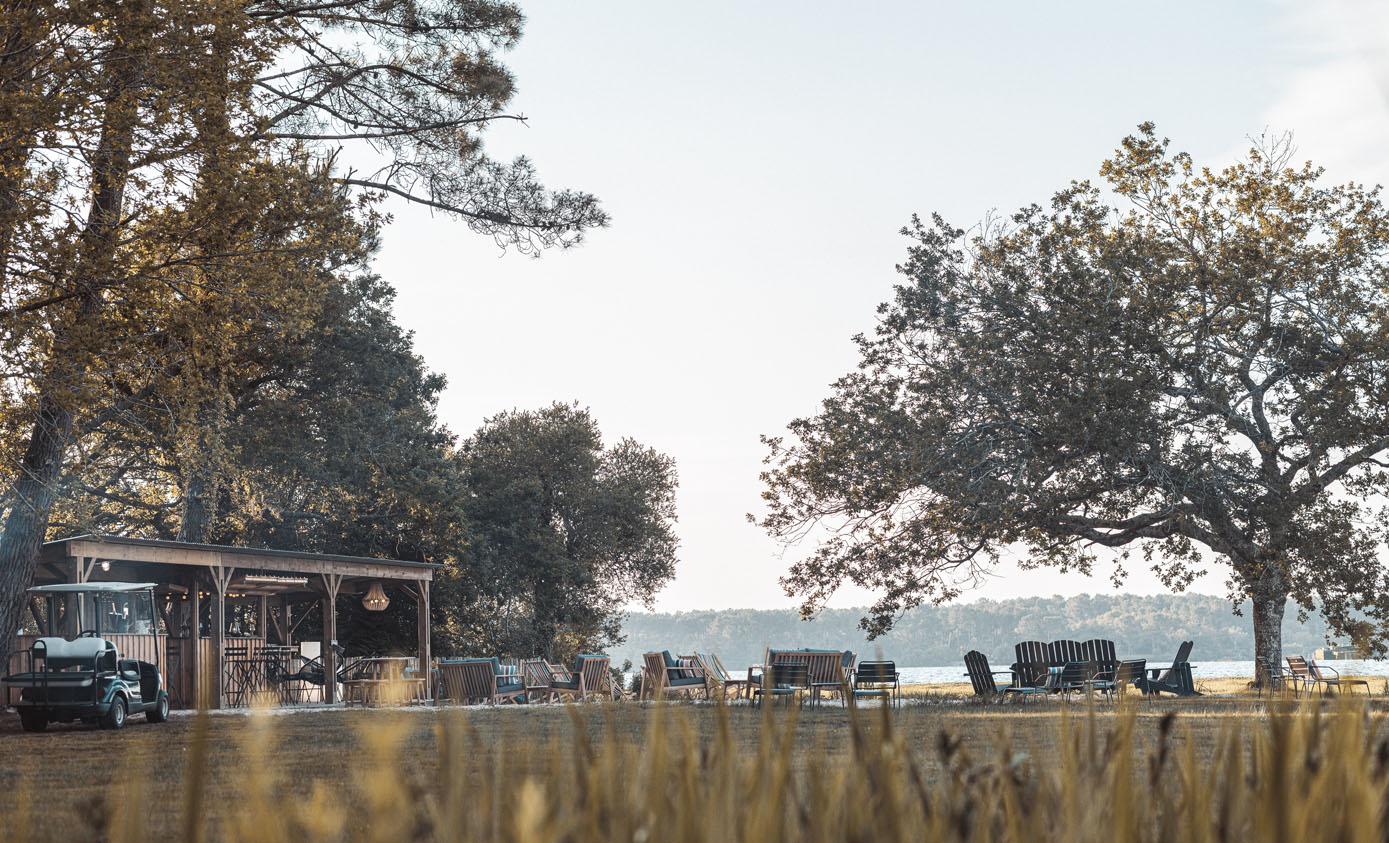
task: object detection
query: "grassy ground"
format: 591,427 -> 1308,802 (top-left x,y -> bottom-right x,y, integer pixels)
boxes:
2,679 -> 1387,841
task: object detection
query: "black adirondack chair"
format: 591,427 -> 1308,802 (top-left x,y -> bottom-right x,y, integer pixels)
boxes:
964,651 -> 1047,703
1136,641 -> 1200,696
1047,640 -> 1084,668
1011,641 -> 1050,688
1082,639 -> 1118,683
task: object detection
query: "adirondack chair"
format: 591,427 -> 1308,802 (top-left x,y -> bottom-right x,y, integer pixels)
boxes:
695,653 -> 751,701
1307,660 -> 1373,697
641,651 -> 709,700
1136,641 -> 1200,696
548,654 -> 618,702
1081,639 -> 1117,681
437,658 -> 526,705
1086,659 -> 1146,703
851,661 -> 901,707
964,650 -> 1047,703
1011,641 -> 1050,688
1047,640 -> 1085,668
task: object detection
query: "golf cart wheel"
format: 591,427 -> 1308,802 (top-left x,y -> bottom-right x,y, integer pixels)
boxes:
18,710 -> 48,733
147,694 -> 169,723
101,695 -> 127,730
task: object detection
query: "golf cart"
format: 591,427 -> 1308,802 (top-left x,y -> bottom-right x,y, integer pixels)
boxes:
3,582 -> 170,731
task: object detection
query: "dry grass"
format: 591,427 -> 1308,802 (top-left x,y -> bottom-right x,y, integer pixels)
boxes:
2,691 -> 1388,841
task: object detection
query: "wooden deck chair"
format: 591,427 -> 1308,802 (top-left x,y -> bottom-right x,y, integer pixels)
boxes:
1047,640 -> 1084,668
1307,660 -> 1373,697
1137,641 -> 1200,696
807,651 -> 854,707
964,651 -> 1047,703
1011,641 -> 1050,688
521,658 -> 560,703
696,653 -> 751,701
642,651 -> 708,700
549,654 -> 617,702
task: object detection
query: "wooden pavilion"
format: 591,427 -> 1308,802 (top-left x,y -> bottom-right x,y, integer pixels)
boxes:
5,534 -> 439,709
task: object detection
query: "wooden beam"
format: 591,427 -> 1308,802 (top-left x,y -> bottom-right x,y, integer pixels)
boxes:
320,573 -> 342,704
61,539 -> 434,581
209,566 -> 236,710
414,580 -> 432,701
190,581 -> 202,708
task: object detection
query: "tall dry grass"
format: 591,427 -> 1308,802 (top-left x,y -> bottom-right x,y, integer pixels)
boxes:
5,697 -> 1389,842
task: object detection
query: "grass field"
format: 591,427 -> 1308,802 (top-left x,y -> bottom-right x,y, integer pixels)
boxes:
2,684 -> 1387,841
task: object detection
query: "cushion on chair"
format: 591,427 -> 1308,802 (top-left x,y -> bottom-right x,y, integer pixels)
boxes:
497,680 -> 524,693
667,676 -> 705,687
550,677 -> 580,690
662,650 -> 686,680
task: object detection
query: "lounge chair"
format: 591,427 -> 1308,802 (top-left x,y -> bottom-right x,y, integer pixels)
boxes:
696,653 -> 751,701
437,658 -> 526,705
1307,660 -> 1373,697
851,660 -> 901,707
641,651 -> 709,700
1284,656 -> 1317,696
964,650 -> 1047,703
1086,659 -> 1146,703
1136,641 -> 1199,696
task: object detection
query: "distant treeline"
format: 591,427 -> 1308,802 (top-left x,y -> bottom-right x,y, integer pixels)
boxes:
615,594 -> 1341,668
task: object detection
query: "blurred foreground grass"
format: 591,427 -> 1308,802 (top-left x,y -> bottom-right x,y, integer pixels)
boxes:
2,693 -> 1388,842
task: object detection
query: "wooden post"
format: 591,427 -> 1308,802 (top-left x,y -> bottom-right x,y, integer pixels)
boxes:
210,565 -> 236,710
320,574 -> 342,704
190,580 -> 202,708
415,581 -> 431,701
280,596 -> 292,647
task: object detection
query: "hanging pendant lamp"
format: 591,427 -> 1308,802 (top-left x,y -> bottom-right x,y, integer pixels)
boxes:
362,582 -> 390,612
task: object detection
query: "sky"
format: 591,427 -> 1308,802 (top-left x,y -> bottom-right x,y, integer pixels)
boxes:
374,1 -> 1389,613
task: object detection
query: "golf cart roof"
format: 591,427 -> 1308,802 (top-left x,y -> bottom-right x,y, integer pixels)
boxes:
27,582 -> 156,594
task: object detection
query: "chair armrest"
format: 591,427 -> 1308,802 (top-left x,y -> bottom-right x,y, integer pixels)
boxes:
1318,664 -> 1340,679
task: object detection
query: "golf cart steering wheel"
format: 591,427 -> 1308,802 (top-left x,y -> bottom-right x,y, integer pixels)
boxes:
79,629 -> 100,638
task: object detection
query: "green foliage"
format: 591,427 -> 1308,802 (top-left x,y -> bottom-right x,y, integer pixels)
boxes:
759,124 -> 1389,663
440,402 -> 679,660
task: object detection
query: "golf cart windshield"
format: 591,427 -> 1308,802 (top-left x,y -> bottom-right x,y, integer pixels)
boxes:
27,583 -> 157,637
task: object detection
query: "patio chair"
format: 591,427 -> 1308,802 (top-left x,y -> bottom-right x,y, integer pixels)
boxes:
1086,659 -> 1147,703
1284,656 -> 1317,696
1010,641 -> 1050,689
1057,661 -> 1091,702
438,658 -> 526,705
695,653 -> 751,701
1256,657 -> 1294,696
549,654 -> 617,702
964,650 -> 1047,703
1136,641 -> 1200,697
641,651 -> 709,700
851,660 -> 900,707
1307,660 -> 1373,697
808,651 -> 854,707
520,658 -> 561,703
752,661 -> 809,707
1082,639 -> 1118,684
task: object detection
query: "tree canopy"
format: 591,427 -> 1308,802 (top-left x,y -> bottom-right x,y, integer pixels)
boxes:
759,125 -> 1389,672
441,403 -> 679,659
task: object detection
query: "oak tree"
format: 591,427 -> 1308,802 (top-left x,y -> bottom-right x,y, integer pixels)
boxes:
759,126 -> 1389,674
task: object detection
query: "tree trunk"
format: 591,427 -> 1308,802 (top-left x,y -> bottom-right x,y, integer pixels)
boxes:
1251,569 -> 1289,689
0,7 -> 148,670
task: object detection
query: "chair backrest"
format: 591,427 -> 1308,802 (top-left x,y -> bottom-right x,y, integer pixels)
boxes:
1047,640 -> 1084,668
770,661 -> 809,689
1307,660 -> 1329,680
1013,641 -> 1049,686
576,655 -> 611,694
1286,655 -> 1311,679
855,661 -> 896,686
1115,659 -> 1147,685
1059,661 -> 1089,687
1172,640 -> 1193,665
963,651 -> 998,697
804,651 -> 845,684
459,660 -> 497,700
521,658 -> 553,688
696,653 -> 731,682
642,652 -> 668,685
1082,639 -> 1116,663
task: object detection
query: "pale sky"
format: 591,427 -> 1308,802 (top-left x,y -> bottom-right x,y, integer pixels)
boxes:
375,1 -> 1389,612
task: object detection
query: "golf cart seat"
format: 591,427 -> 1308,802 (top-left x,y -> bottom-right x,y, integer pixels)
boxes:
34,636 -> 116,669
